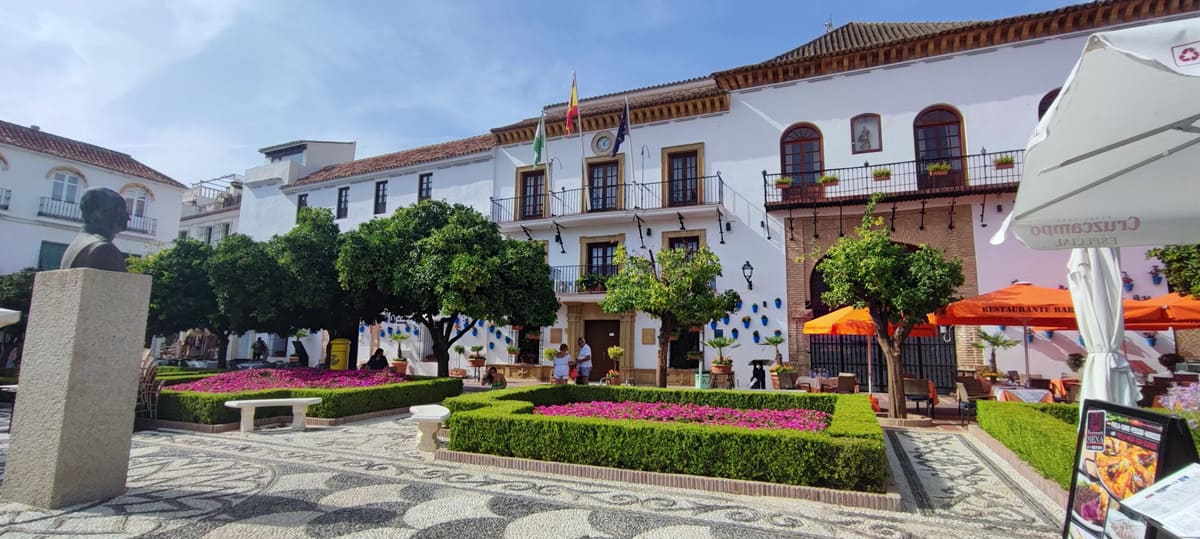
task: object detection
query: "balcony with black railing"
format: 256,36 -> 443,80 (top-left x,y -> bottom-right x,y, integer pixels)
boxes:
763,150 -> 1023,210
550,264 -> 620,296
491,175 -> 724,224
38,197 -> 158,235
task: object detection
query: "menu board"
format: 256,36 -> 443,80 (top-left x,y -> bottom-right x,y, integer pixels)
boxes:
1064,400 -> 1197,539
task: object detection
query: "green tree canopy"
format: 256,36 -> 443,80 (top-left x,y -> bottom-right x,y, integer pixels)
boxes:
128,239 -> 220,344
0,268 -> 37,363
1147,245 -> 1200,297
209,233 -> 290,342
268,207 -> 360,342
337,200 -> 558,376
815,199 -> 964,418
601,246 -> 739,387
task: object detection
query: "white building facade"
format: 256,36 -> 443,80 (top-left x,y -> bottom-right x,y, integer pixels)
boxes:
0,120 -> 185,275
236,0 -> 1198,388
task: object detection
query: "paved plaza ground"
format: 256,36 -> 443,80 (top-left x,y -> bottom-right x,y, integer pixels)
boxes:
0,401 -> 1064,538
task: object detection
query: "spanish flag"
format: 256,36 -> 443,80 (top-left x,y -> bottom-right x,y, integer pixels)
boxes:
565,72 -> 579,135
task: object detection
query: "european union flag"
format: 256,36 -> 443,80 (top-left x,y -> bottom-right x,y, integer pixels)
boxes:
611,98 -> 630,157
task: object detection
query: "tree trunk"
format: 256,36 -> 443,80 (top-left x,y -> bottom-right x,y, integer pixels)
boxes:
880,339 -> 906,419
216,333 -> 230,370
655,315 -> 675,388
989,349 -> 998,372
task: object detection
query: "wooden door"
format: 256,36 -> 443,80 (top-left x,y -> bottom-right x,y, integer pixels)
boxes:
583,320 -> 620,381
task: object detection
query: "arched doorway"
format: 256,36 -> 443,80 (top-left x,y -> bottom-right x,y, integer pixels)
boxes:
806,247 -> 958,392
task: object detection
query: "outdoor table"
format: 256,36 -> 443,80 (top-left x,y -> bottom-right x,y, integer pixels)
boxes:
991,385 -> 1054,403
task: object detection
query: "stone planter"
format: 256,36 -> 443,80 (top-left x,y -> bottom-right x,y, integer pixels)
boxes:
468,357 -> 486,367
711,363 -> 732,374
448,368 -> 467,378
391,359 -> 408,375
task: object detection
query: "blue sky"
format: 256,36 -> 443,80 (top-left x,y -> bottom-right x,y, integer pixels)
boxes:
0,0 -> 1079,184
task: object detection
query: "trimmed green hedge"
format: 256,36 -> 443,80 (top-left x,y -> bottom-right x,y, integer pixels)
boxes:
977,401 -> 1078,490
155,366 -> 221,375
157,373 -> 222,386
444,385 -> 886,492
158,377 -> 463,424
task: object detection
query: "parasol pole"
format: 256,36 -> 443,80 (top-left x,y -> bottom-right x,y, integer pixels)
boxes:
866,341 -> 874,395
1023,324 -> 1032,387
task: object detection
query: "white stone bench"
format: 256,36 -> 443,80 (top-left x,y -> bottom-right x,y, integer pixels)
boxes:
410,404 -> 450,452
224,397 -> 322,433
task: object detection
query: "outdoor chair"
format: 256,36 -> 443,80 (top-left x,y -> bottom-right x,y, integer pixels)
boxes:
821,374 -> 858,394
903,378 -> 932,417
1028,378 -> 1051,391
1006,370 -> 1022,385
961,377 -> 990,400
956,382 -> 990,426
1138,382 -> 1170,408
1061,384 -> 1081,403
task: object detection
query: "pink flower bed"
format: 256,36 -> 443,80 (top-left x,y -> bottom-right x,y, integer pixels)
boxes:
171,368 -> 406,393
533,401 -> 829,432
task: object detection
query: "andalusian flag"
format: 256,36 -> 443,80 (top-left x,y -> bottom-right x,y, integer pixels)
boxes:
565,72 -> 579,134
532,113 -> 546,165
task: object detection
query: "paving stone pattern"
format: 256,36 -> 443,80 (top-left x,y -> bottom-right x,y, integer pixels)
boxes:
0,405 -> 1061,538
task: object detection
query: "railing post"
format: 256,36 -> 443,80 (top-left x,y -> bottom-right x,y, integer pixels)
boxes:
716,171 -> 723,206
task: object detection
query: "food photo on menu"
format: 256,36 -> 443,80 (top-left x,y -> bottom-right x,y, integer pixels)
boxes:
1067,409 -> 1161,539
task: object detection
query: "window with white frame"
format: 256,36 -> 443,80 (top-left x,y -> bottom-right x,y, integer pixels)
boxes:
124,188 -> 148,217
51,171 -> 82,203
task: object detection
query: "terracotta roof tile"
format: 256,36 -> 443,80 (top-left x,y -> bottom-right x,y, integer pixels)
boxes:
493,83 -> 724,132
765,22 -> 978,63
294,134 -> 497,186
0,119 -> 183,188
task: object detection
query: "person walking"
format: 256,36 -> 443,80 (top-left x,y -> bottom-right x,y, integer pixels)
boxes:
576,337 -> 592,385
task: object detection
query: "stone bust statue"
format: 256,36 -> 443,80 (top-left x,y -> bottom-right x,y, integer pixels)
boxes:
60,187 -> 130,272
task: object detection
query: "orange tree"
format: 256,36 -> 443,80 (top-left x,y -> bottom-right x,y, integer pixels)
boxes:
600,245 -> 739,387
814,199 -> 963,418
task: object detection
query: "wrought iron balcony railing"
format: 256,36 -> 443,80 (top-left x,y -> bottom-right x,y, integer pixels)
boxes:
491,175 -> 723,224
763,150 -> 1023,209
550,264 -> 620,295
38,197 -> 157,235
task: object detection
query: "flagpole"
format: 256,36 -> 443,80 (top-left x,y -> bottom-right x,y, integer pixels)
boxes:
577,80 -> 587,213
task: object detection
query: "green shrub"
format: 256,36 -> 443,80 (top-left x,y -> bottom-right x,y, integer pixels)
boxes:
157,373 -> 223,386
977,401 -> 1078,489
0,376 -> 16,386
1028,402 -> 1079,425
158,377 -> 462,424
0,368 -> 18,379
155,366 -> 221,375
443,385 -> 885,492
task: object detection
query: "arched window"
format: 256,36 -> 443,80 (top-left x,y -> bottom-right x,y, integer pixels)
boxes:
780,124 -> 823,185
1038,88 -> 1061,120
913,105 -> 966,189
51,170 -> 83,203
124,187 -> 148,218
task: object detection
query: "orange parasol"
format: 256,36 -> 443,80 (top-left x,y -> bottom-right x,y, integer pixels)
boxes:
1033,293 -> 1200,331
802,306 -> 937,337
803,306 -> 938,394
932,282 -> 1164,327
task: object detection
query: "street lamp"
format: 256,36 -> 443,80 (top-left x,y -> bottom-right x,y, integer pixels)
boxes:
741,261 -> 754,290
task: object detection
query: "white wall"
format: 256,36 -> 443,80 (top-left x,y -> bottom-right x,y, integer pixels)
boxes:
238,180 -> 301,241
294,142 -> 356,182
0,144 -> 183,274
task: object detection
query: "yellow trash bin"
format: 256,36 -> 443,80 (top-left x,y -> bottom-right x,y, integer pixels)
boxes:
330,338 -> 351,371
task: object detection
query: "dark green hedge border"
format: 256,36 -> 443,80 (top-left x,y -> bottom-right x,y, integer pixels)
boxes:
158,377 -> 463,424
444,385 -> 886,492
978,401 -> 1200,491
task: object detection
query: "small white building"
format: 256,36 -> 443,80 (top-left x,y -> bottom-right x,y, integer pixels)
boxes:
179,174 -> 243,246
0,120 -> 185,275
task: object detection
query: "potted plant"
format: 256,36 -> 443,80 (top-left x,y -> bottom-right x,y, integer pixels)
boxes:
741,316 -> 752,329
769,364 -> 796,390
506,345 -> 519,360
450,345 -> 467,378
977,367 -> 1002,383
817,174 -> 839,185
971,330 -> 1018,374
607,345 -> 624,371
686,350 -> 702,363
468,345 -> 486,367
704,336 -> 738,375
1150,265 -> 1163,285
763,334 -> 785,365
992,155 -> 1015,170
543,348 -> 557,364
668,328 -> 680,342
389,333 -> 410,374
774,176 -> 793,189
871,167 -> 892,181
1066,353 -> 1087,373
576,273 -> 609,293
604,369 -> 622,385
926,162 -> 952,176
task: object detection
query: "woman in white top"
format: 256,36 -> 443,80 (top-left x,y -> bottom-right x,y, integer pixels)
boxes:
552,344 -> 571,384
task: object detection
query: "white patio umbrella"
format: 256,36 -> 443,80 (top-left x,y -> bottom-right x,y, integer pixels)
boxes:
992,17 -> 1200,407
0,308 -> 19,329
1068,249 -> 1140,409
1006,16 -> 1200,248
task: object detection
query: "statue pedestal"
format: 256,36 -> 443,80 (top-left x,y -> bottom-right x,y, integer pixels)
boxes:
1,269 -> 150,509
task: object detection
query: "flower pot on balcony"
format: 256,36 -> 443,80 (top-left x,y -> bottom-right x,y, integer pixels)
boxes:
994,163 -> 1014,170
929,170 -> 949,177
